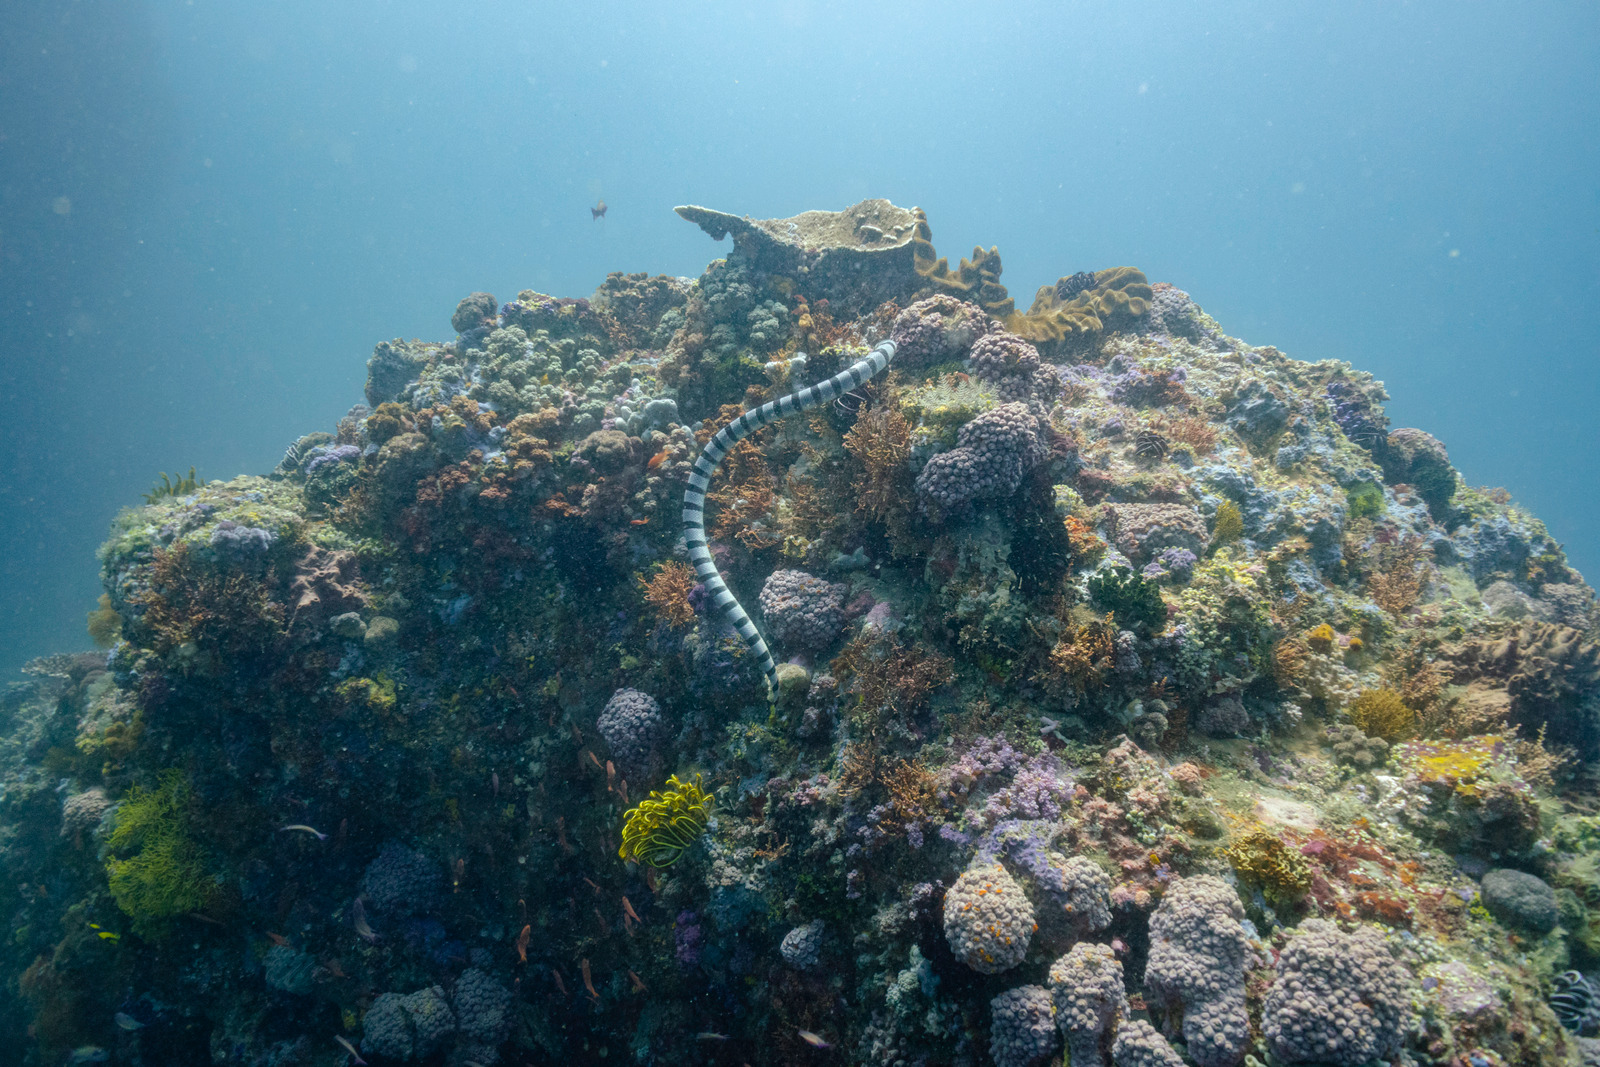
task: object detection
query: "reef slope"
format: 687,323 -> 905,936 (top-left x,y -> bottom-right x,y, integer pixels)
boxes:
2,200 -> 1598,1067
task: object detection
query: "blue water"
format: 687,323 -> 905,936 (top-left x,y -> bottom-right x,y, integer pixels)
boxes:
3,0 -> 1597,675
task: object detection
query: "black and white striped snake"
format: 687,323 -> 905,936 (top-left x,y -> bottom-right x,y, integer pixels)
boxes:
682,339 -> 898,698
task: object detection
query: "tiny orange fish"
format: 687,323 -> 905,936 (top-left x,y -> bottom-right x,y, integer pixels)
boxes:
797,1029 -> 832,1049
621,896 -> 643,925
647,451 -> 666,469
265,932 -> 289,947
628,969 -> 647,993
515,924 -> 531,964
580,957 -> 600,1001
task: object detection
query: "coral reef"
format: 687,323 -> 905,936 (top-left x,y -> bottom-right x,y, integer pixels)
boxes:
0,197 -> 1594,1067
989,985 -> 1058,1067
597,687 -> 667,785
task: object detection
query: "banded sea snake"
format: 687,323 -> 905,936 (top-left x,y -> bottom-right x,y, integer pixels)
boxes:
682,339 -> 898,698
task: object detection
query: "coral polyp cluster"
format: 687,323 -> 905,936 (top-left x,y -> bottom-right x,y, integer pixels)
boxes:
0,198 -> 1596,1066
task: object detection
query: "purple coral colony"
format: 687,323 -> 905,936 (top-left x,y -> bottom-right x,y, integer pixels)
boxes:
6,197 -> 1600,1067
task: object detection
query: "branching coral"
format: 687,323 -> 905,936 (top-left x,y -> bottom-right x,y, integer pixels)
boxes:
1367,533 -> 1432,616
134,542 -> 286,659
1224,827 -> 1311,911
618,773 -> 714,868
105,770 -> 217,934
638,561 -> 698,629
1347,687 -> 1415,741
833,634 -> 954,734
1046,614 -> 1118,692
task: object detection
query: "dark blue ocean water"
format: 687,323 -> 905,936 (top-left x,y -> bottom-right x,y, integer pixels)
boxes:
3,0 -> 1597,675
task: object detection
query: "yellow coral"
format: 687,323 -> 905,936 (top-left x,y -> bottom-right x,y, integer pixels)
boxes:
105,770 -> 217,934
1224,828 -> 1311,908
1348,687 -> 1415,741
1211,501 -> 1244,544
619,773 -> 714,868
1306,623 -> 1336,654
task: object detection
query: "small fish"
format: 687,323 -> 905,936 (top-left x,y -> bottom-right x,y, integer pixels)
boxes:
280,824 -> 328,840
351,897 -> 378,943
552,968 -> 569,997
797,1029 -> 831,1049
87,923 -> 119,942
491,771 -> 499,797
515,924 -> 531,964
628,969 -> 647,993
591,199 -> 607,220
621,896 -> 643,924
67,1048 -> 109,1065
333,1033 -> 368,1064
1111,937 -> 1129,956
113,1012 -> 144,1031
265,932 -> 290,947
580,957 -> 600,1000
696,1033 -> 730,1042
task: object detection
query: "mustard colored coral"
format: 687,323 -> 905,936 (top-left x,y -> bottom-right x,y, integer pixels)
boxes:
618,773 -> 714,868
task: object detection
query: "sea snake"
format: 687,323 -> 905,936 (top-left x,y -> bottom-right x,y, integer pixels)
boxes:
683,339 -> 898,698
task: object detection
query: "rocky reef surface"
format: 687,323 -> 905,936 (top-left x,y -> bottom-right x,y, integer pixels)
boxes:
3,200 -> 1599,1067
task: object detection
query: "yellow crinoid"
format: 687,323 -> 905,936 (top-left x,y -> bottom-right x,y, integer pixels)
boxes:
618,773 -> 714,868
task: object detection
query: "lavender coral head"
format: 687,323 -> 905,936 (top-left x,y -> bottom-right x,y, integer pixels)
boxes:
889,294 -> 989,367
757,570 -> 845,654
915,403 -> 1048,511
304,443 -> 361,476
209,519 -> 276,563
359,841 -> 444,918
597,687 -> 667,784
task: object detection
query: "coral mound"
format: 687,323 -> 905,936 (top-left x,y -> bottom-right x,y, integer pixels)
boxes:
1144,875 -> 1252,1067
0,197 -> 1595,1067
943,861 -> 1036,974
1262,919 -> 1414,1066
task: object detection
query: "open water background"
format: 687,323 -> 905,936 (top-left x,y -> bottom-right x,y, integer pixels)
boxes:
2,0 -> 1597,677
